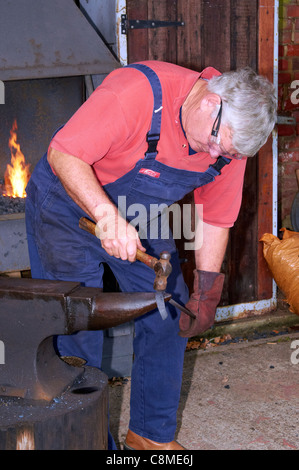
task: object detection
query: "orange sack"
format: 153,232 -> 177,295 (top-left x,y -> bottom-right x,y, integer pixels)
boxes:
260,228 -> 299,316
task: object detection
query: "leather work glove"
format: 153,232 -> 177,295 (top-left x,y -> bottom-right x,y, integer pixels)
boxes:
179,269 -> 225,338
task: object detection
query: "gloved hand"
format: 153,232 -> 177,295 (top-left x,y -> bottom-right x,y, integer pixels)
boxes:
179,269 -> 225,338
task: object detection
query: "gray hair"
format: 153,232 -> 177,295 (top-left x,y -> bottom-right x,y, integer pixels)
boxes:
207,67 -> 277,157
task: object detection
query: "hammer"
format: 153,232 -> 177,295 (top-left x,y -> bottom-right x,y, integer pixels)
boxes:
79,217 -> 195,320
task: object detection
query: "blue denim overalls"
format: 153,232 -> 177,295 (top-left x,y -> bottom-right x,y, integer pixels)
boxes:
25,63 -> 230,444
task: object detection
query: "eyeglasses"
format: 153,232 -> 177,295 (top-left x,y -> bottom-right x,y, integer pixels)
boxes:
210,100 -> 245,160
211,100 -> 222,142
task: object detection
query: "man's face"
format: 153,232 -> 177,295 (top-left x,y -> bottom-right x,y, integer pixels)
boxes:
184,106 -> 238,158
182,92 -> 245,160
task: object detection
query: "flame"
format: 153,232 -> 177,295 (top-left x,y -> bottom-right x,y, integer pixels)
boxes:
4,120 -> 31,198
16,428 -> 35,450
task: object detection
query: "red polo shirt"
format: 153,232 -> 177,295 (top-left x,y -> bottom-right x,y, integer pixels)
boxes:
50,60 -> 247,228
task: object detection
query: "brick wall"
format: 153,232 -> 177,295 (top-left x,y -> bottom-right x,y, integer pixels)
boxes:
278,0 -> 299,228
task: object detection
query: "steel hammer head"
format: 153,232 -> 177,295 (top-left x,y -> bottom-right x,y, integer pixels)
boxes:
153,251 -> 172,291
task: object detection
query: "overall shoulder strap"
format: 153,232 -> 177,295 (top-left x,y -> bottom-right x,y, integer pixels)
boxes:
126,63 -> 162,159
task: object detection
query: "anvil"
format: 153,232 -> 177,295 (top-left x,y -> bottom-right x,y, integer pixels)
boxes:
0,278 -> 170,402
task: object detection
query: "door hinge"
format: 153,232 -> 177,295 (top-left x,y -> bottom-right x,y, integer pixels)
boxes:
121,14 -> 184,34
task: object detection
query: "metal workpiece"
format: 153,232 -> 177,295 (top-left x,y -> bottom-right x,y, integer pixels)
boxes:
0,278 -> 170,402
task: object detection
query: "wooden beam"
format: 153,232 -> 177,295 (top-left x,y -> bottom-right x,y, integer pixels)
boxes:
257,0 -> 275,299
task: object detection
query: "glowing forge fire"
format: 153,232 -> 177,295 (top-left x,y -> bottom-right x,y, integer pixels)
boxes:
4,120 -> 31,198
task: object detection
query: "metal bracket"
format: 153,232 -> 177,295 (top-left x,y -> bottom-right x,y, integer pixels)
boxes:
121,14 -> 184,34
276,115 -> 296,125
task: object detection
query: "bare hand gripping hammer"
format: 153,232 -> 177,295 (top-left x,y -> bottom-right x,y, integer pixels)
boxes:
79,217 -> 171,319
79,217 -> 195,321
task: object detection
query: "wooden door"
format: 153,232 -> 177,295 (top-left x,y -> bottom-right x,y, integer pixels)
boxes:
126,0 -> 274,307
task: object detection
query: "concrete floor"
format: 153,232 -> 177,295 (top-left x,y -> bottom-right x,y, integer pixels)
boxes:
109,312 -> 299,451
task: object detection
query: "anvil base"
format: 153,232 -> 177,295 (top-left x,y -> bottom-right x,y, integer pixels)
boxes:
0,367 -> 108,450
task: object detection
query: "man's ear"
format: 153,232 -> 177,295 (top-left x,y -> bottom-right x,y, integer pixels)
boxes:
200,93 -> 221,111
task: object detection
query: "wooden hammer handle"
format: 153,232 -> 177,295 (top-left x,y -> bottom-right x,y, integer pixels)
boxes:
79,217 -> 97,236
79,217 -> 158,268
135,249 -> 158,269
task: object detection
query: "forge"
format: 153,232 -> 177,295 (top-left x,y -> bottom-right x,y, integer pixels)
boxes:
0,194 -> 26,215
0,0 -> 120,275
0,120 -> 31,272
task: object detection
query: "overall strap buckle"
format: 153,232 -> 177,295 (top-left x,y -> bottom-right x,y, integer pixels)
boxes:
209,156 -> 231,174
146,132 -> 160,154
